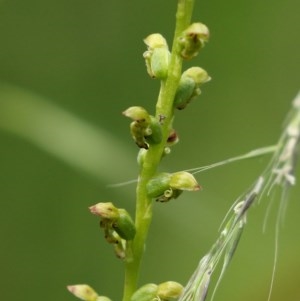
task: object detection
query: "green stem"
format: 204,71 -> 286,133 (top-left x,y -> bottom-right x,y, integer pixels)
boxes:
122,1 -> 195,300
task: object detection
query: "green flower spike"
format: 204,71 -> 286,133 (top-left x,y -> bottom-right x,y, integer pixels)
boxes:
174,67 -> 211,110
157,281 -> 184,301
130,283 -> 158,301
113,208 -> 136,241
178,22 -> 209,60
143,33 -> 170,79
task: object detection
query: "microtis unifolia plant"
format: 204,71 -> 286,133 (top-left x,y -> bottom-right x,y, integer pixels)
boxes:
67,1 -> 300,301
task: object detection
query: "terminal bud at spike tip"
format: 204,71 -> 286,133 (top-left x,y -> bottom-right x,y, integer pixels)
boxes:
157,281 -> 184,300
179,22 -> 209,59
143,33 -> 170,79
174,67 -> 211,110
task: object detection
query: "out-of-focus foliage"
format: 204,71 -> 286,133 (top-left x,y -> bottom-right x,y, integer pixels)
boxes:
0,1 -> 299,301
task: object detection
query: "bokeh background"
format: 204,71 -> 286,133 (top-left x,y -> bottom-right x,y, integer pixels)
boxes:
0,1 -> 299,301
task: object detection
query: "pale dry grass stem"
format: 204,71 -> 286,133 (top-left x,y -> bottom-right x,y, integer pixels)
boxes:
179,92 -> 300,301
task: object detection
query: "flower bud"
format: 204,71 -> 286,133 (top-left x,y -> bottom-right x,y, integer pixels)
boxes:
130,283 -> 158,301
174,67 -> 211,110
113,208 -> 136,241
178,22 -> 209,59
143,33 -> 170,79
89,202 -> 119,220
169,171 -> 200,191
146,173 -> 172,199
67,284 -> 99,301
157,281 -> 183,300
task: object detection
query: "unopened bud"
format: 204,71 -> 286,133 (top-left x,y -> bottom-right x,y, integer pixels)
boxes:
174,67 -> 210,110
67,284 -> 98,301
143,33 -> 170,79
113,208 -> 136,241
157,281 -> 183,300
130,283 -> 158,301
179,22 -> 209,59
89,202 -> 119,220
169,171 -> 200,191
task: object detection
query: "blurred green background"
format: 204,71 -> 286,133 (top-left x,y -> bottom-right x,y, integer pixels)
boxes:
0,1 -> 299,301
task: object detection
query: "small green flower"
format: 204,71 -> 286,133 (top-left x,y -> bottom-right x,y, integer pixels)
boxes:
178,22 -> 209,59
143,33 -> 170,79
174,67 -> 211,110
147,171 -> 200,202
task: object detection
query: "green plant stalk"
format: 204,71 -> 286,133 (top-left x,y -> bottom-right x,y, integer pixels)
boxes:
122,1 -> 195,301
